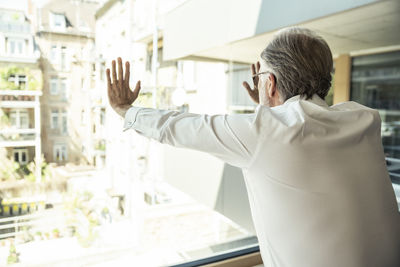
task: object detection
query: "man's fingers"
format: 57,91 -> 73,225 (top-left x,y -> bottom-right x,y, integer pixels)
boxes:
256,61 -> 260,72
251,64 -> 256,75
244,81 -> 259,104
125,61 -> 130,84
133,80 -> 141,99
106,68 -> 112,88
111,60 -> 117,84
106,68 -> 114,104
243,81 -> 252,93
118,57 -> 123,83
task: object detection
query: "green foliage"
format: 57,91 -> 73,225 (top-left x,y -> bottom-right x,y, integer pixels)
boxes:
0,109 -> 10,128
95,142 -> 106,151
0,151 -> 52,182
25,154 -> 53,182
27,77 -> 40,91
52,228 -> 61,238
0,67 -> 22,90
0,66 -> 42,91
0,149 -> 20,181
11,13 -> 20,21
135,86 -> 173,109
17,164 -> 30,175
63,191 -> 101,248
7,242 -> 19,265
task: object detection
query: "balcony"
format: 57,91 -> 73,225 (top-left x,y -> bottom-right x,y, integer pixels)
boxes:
0,41 -> 40,64
37,25 -> 95,38
0,53 -> 40,64
0,90 -> 41,148
0,131 -> 36,147
0,33 -> 40,63
0,90 -> 41,109
0,22 -> 30,34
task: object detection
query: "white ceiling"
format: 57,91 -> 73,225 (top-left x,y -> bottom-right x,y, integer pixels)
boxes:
191,0 -> 400,63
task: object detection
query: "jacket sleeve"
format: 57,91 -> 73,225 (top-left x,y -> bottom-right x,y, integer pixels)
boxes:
123,106 -> 262,169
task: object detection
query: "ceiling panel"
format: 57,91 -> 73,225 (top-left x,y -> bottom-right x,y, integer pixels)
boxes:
190,0 -> 400,63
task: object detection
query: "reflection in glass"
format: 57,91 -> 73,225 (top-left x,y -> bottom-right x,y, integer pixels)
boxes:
351,51 -> 400,185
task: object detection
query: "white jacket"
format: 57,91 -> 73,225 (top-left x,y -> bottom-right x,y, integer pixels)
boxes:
124,94 -> 400,267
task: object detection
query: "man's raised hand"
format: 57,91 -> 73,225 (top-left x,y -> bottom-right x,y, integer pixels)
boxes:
106,57 -> 141,117
242,61 -> 260,104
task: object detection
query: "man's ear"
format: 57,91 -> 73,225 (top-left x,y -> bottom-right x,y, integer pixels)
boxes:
267,73 -> 277,98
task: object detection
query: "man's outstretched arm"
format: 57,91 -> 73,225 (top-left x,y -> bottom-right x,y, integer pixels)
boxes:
107,57 -> 260,169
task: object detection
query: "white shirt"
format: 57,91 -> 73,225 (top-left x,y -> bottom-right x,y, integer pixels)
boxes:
123,94 -> 400,267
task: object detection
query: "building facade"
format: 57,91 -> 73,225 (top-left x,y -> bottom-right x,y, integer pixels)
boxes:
34,0 -> 100,166
0,5 -> 42,181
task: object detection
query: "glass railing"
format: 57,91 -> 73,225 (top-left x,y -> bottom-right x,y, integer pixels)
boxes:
0,23 -> 30,34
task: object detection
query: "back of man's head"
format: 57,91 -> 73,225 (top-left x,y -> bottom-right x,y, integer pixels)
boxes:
261,27 -> 333,101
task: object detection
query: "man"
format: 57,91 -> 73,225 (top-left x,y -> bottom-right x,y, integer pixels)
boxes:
107,28 -> 400,267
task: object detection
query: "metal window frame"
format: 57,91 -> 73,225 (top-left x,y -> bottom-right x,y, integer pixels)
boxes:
169,244 -> 260,267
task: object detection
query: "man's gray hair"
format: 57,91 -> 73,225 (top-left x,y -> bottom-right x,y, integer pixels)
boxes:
261,27 -> 333,101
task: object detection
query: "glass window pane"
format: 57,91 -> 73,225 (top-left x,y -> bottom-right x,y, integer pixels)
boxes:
7,38 -> 24,55
51,109 -> 59,129
51,45 -> 57,62
100,108 -> 105,125
61,111 -> 67,134
20,111 -> 29,128
61,145 -> 67,160
52,13 -> 65,28
18,75 -> 27,89
351,51 -> 400,183
8,74 -> 16,84
61,46 -> 67,70
9,40 -> 15,54
50,77 -> 58,95
60,78 -> 67,100
228,63 -> 256,109
10,111 -> 17,127
18,41 -> 23,54
1,3 -> 259,266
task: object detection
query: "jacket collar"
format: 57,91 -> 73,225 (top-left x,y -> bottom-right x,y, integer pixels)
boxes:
284,94 -> 328,107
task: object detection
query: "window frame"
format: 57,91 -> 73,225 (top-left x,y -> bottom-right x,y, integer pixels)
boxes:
60,46 -> 68,70
50,76 -> 58,95
6,37 -> 25,56
53,144 -> 67,162
9,109 -> 29,129
13,148 -> 29,165
50,44 -> 58,63
51,12 -> 66,30
60,78 -> 68,101
100,108 -> 106,125
61,109 -> 68,135
50,109 -> 59,129
19,110 -> 29,129
8,74 -> 27,90
170,244 -> 260,267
